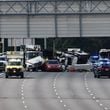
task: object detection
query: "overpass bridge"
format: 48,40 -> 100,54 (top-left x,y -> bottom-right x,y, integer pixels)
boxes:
0,0 -> 110,50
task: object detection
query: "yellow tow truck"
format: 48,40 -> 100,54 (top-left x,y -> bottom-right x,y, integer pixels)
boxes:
5,51 -> 24,78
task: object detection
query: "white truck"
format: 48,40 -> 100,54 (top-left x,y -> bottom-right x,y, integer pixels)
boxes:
25,51 -> 44,71
64,51 -> 92,72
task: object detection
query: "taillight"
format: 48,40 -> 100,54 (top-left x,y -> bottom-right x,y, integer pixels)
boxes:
97,67 -> 110,71
58,65 -> 61,68
47,65 -> 51,68
97,67 -> 103,71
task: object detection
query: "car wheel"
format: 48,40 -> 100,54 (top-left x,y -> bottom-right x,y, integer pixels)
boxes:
97,75 -> 100,78
32,68 -> 35,72
94,74 -> 97,78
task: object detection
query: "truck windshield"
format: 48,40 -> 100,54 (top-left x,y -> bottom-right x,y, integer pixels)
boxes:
9,62 -> 21,66
26,52 -> 38,59
26,51 -> 43,59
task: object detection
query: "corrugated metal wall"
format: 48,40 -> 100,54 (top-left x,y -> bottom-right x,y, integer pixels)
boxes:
0,16 -> 27,38
1,14 -> 110,46
57,15 -> 79,37
30,16 -> 55,38
1,15 -> 110,39
83,15 -> 110,37
0,0 -> 110,46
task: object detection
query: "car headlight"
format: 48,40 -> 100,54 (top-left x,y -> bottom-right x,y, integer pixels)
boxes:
107,62 -> 110,64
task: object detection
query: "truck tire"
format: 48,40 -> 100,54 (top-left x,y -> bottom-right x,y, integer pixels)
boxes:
5,73 -> 8,78
21,73 -> 24,78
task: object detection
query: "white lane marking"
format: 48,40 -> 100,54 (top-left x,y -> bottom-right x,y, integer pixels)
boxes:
53,84 -> 55,87
84,73 -> 110,110
88,90 -> 91,93
21,93 -> 24,96
64,104 -> 66,107
22,101 -> 25,104
99,103 -> 103,106
60,100 -> 63,103
92,96 -> 96,99
21,87 -> 24,90
86,87 -> 89,90
85,84 -> 88,88
90,93 -> 94,96
96,100 -> 99,103
53,86 -> 56,89
22,97 -> 24,100
21,79 -> 29,110
58,96 -> 61,99
54,89 -> 57,92
53,73 -> 71,110
104,107 -> 108,110
56,93 -> 58,95
21,85 -> 24,88
24,105 -> 28,109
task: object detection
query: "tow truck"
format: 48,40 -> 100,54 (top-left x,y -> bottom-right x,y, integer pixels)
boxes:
5,51 -> 24,78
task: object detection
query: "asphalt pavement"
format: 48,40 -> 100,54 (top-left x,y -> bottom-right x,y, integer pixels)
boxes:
0,71 -> 110,110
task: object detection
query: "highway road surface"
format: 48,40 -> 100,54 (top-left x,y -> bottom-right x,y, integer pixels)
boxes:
0,71 -> 110,110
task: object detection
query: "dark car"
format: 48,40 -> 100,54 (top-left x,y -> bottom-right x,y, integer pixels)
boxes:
0,62 -> 5,72
42,59 -> 63,72
93,58 -> 110,78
